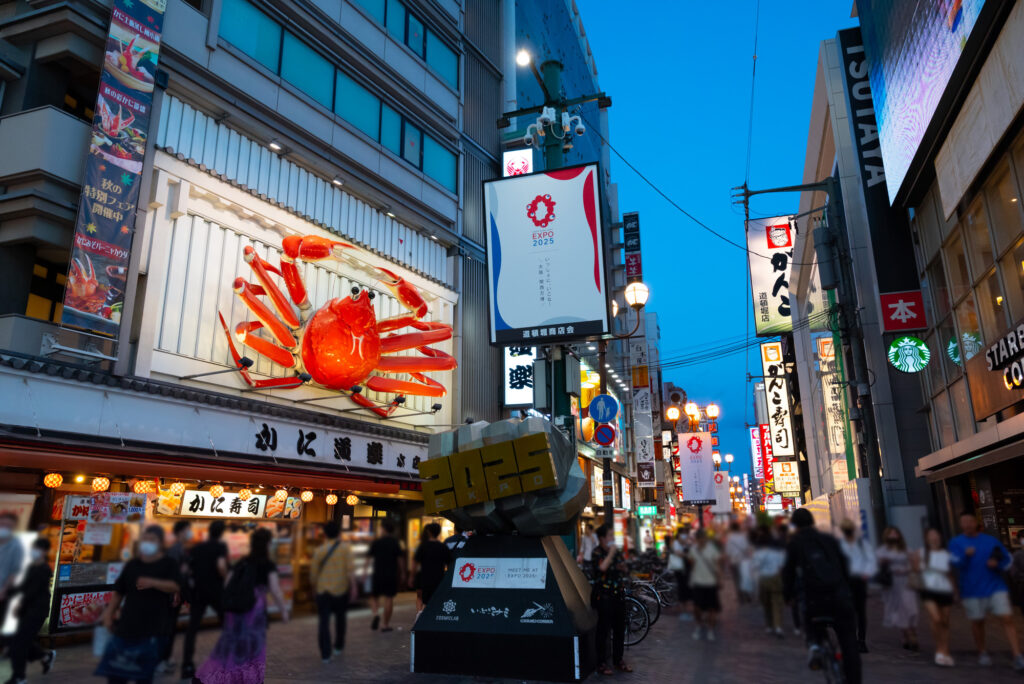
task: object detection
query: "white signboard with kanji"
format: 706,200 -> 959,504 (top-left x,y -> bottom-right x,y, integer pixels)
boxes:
748,216 -> 795,335
815,336 -> 848,455
503,346 -> 535,406
774,460 -> 801,494
631,328 -> 656,488
178,490 -> 267,519
760,342 -> 795,457
484,164 -> 609,345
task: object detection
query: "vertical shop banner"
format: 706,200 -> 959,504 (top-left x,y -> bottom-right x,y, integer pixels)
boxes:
677,432 -> 715,504
773,461 -> 801,494
711,471 -> 732,514
623,212 -> 643,283
484,163 -> 609,345
759,424 -> 775,484
749,427 -> 764,481
760,341 -> 795,457
503,346 -> 536,406
815,336 -> 848,455
630,333 -> 656,488
747,216 -> 795,336
60,0 -> 166,337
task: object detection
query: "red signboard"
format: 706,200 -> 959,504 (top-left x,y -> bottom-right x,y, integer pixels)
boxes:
625,253 -> 643,279
759,424 -> 774,482
879,290 -> 927,332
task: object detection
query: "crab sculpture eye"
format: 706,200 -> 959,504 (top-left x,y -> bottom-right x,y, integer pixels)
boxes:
350,286 -> 360,299
368,291 -> 376,300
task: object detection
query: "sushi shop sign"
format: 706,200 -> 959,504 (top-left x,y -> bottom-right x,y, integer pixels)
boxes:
968,319 -> 1024,420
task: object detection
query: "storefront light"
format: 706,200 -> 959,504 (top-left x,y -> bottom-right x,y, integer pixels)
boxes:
170,482 -> 186,496
300,490 -> 314,503
44,473 -> 63,488
238,488 -> 253,501
75,475 -> 86,484
209,484 -> 224,498
133,480 -> 152,494
325,493 -> 338,506
275,488 -> 289,502
92,476 -> 110,492
346,494 -> 360,506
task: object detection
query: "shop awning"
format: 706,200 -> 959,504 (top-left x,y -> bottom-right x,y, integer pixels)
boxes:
0,440 -> 404,494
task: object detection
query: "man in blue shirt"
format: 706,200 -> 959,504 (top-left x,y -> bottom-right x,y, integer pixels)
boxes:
948,511 -> 1023,670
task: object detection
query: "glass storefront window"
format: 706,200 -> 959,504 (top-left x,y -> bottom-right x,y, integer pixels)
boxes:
978,270 -> 1009,340
944,236 -> 971,302
964,198 -> 994,275
281,32 -> 334,109
936,317 -> 961,380
406,13 -> 425,57
1000,237 -> 1024,323
381,104 -> 401,156
402,120 -> 421,166
987,163 -> 1024,253
219,0 -> 282,72
955,294 -> 983,361
915,189 -> 942,263
932,391 -> 956,447
949,377 -> 975,440
924,331 -> 945,395
423,135 -> 456,192
927,260 -> 951,320
335,71 -> 380,140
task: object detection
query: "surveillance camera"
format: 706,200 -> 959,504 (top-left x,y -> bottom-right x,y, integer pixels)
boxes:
561,112 -> 572,133
575,123 -> 586,136
539,107 -> 555,126
524,134 -> 534,146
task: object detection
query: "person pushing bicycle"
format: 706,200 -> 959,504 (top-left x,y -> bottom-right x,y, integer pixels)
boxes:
782,509 -> 862,683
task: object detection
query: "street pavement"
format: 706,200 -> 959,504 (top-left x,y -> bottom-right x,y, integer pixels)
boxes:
6,583 -> 1024,683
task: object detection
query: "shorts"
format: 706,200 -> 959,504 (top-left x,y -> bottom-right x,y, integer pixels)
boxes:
691,585 -> 721,612
919,590 -> 954,608
372,575 -> 398,598
963,591 -> 1011,620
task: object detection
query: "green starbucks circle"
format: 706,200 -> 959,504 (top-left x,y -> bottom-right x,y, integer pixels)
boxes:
888,336 -> 931,373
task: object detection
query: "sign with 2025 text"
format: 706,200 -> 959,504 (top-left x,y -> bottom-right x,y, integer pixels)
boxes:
452,558 -> 547,590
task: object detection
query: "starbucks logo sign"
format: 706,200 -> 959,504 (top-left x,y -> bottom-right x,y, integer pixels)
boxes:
887,336 -> 931,373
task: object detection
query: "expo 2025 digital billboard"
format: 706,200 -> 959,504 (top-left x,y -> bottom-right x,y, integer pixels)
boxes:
857,0 -> 987,203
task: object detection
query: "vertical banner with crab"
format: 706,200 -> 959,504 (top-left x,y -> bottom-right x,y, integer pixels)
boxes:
60,0 -> 165,337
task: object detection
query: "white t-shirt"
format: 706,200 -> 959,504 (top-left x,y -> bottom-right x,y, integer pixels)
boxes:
688,543 -> 722,587
921,549 -> 954,594
725,533 -> 750,565
580,533 -> 598,562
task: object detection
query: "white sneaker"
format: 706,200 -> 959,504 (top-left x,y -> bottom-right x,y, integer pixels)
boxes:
934,653 -> 955,667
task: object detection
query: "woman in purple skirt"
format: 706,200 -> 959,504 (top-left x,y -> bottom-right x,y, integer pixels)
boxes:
197,528 -> 289,684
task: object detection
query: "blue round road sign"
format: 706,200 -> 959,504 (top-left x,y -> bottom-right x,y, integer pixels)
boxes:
588,394 -> 619,424
594,423 -> 617,447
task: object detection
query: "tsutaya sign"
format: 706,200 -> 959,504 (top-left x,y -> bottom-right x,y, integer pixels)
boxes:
747,216 -> 795,336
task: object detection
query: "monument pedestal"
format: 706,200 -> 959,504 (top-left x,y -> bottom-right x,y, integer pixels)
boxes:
411,534 -> 596,681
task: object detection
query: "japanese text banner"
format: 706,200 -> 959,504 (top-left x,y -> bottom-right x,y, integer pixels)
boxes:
748,216 -> 795,336
760,341 -> 795,457
61,0 -> 166,337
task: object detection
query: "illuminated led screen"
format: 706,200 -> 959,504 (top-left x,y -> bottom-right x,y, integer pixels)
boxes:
858,0 -> 987,203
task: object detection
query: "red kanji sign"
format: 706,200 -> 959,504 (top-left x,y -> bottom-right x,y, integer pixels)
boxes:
879,290 -> 927,332
625,253 -> 642,279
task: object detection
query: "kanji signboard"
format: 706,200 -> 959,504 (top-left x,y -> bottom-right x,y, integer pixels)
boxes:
749,427 -> 764,481
623,212 -> 643,284
815,336 -> 849,455
747,216 -> 795,336
630,330 -> 656,488
760,342 -> 795,457
879,291 -> 927,332
774,460 -> 801,494
503,346 -> 536,406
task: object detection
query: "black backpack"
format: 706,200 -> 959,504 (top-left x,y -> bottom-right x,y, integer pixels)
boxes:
802,534 -> 845,595
222,559 -> 257,614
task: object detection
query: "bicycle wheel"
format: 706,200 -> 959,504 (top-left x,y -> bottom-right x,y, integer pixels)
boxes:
654,571 -> 679,606
624,595 -> 650,646
822,626 -> 846,684
633,584 -> 662,625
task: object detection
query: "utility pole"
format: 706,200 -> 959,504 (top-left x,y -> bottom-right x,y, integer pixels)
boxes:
732,179 -> 887,538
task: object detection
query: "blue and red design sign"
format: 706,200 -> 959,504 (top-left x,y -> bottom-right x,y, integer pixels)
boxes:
61,0 -> 166,337
594,423 -> 616,447
483,163 -> 609,345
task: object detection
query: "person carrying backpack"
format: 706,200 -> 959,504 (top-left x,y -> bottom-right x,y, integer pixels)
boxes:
782,508 -> 861,684
196,528 -> 289,684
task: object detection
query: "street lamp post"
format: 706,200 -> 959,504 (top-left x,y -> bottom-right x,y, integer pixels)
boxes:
599,281 -> 649,526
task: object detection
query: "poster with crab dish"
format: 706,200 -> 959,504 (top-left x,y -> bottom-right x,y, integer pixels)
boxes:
60,0 -> 165,338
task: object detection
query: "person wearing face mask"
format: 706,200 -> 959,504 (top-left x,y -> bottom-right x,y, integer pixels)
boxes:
875,526 -> 919,652
96,525 -> 181,684
838,520 -> 877,653
0,512 -> 25,648
157,520 -> 191,674
5,538 -> 56,684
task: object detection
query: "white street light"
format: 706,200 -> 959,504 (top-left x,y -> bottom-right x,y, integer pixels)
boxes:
516,49 -> 531,66
624,282 -> 650,309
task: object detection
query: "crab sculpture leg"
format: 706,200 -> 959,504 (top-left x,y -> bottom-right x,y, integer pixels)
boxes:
219,235 -> 455,418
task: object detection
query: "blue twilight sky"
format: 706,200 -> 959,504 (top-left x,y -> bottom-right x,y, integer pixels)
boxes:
581,3 -> 858,481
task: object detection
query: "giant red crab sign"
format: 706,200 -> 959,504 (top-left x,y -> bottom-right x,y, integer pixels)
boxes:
218,234 -> 455,418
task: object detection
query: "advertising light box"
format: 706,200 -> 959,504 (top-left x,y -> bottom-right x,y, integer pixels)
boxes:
484,164 -> 609,346
747,216 -> 795,336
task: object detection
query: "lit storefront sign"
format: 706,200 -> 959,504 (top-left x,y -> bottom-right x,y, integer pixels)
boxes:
630,334 -> 656,488
503,346 -> 536,406
749,427 -> 764,481
502,149 -> 533,177
773,461 -> 801,494
759,342 -> 795,457
887,336 -> 930,373
677,432 -> 714,505
747,216 -> 795,336
816,336 -> 848,456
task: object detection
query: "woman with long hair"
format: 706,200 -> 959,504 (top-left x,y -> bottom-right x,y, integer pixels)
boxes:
197,527 -> 289,684
876,526 -> 919,651
918,528 -> 955,666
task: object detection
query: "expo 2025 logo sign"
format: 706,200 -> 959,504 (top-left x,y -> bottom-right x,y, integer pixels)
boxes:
459,562 -> 476,582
